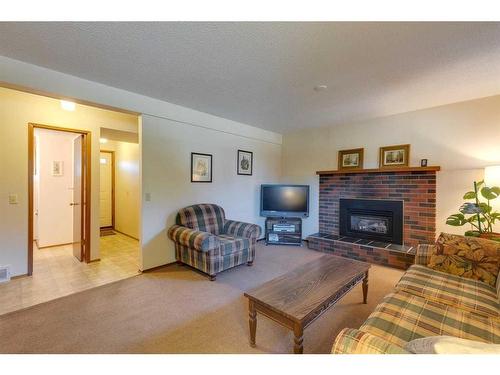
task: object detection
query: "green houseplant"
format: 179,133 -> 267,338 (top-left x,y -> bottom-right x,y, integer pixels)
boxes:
446,180 -> 500,240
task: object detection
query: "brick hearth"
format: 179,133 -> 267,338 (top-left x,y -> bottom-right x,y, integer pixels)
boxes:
307,233 -> 416,269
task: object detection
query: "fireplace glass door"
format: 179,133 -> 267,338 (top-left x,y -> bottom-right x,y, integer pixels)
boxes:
339,199 -> 403,244
350,214 -> 391,236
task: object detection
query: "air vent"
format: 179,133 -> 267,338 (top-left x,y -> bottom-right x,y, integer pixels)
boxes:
0,265 -> 11,283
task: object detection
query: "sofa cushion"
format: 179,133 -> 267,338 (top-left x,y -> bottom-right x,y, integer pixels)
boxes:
217,234 -> 250,256
404,335 -> 500,354
175,204 -> 226,234
428,233 -> 500,287
396,264 -> 499,318
332,328 -> 409,354
414,244 -> 437,266
360,291 -> 500,348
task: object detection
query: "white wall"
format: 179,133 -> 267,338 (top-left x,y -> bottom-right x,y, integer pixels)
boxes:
101,140 -> 140,239
0,87 -> 138,276
35,128 -> 77,247
141,114 -> 282,269
0,56 -> 281,144
282,95 -> 500,238
0,57 -> 283,276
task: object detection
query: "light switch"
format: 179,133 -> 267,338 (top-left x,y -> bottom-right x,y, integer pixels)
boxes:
8,194 -> 18,204
145,193 -> 151,202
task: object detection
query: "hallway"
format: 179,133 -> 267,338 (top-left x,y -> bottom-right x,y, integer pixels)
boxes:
0,233 -> 140,316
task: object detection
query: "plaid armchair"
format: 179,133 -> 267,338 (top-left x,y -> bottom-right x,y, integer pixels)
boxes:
168,204 -> 261,281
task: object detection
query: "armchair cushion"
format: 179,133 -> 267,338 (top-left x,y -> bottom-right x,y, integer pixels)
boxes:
218,234 -> 250,256
175,204 -> 226,234
427,233 -> 500,287
223,220 -> 261,240
168,225 -> 219,252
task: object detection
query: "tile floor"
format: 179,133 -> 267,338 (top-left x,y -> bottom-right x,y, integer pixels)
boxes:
0,232 -> 140,316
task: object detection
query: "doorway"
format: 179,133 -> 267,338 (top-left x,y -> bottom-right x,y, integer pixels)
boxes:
28,123 -> 91,275
99,150 -> 115,230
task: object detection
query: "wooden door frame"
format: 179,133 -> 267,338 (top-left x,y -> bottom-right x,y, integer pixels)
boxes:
28,123 -> 92,275
100,150 -> 115,229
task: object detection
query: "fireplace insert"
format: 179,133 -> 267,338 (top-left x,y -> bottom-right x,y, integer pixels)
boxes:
339,199 -> 403,244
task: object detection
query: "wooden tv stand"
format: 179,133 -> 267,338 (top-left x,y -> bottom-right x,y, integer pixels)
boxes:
265,217 -> 302,246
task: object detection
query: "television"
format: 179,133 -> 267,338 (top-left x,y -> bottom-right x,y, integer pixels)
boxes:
260,184 -> 310,217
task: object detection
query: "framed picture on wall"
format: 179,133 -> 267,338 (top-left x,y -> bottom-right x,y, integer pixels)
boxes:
52,160 -> 64,176
379,144 -> 410,168
191,152 -> 213,182
338,148 -> 364,170
237,150 -> 253,175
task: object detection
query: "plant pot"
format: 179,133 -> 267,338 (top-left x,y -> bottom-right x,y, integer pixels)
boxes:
479,232 -> 500,242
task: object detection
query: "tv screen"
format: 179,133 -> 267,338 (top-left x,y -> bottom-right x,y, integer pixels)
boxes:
260,185 -> 309,217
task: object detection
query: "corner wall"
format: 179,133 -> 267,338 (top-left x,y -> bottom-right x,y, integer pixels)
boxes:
282,95 -> 500,238
141,114 -> 282,269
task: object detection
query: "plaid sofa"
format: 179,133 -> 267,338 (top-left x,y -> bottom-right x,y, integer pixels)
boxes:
332,234 -> 500,354
168,204 -> 261,281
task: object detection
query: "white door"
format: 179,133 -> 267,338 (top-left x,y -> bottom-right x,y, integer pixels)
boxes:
100,151 -> 113,228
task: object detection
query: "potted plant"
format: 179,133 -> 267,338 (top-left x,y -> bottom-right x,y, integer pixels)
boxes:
446,180 -> 500,241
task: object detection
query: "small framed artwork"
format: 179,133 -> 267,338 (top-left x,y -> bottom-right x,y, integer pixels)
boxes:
338,148 -> 364,170
52,161 -> 64,176
420,159 -> 428,167
379,144 -> 410,168
191,153 -> 213,183
237,150 -> 253,176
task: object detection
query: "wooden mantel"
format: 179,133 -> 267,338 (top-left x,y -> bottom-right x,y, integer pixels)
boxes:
316,166 -> 441,176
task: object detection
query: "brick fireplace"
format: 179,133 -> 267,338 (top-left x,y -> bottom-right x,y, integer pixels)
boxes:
307,167 -> 439,269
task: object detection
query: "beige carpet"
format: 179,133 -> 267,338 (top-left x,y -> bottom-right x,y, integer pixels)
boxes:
0,243 -> 403,354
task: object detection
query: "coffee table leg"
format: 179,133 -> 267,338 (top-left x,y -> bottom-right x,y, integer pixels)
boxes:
293,324 -> 304,354
362,270 -> 369,304
249,300 -> 257,347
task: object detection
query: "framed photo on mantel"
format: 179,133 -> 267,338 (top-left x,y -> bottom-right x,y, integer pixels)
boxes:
379,144 -> 410,168
338,148 -> 364,170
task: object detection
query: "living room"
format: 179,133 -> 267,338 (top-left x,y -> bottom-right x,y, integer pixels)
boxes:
1,2 -> 500,374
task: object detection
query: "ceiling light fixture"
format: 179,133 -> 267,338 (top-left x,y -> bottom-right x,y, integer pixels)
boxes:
313,85 -> 328,92
60,100 -> 76,111
99,138 -> 108,144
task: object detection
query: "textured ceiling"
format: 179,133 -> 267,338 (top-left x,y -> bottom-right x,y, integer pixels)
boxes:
1,22 -> 500,133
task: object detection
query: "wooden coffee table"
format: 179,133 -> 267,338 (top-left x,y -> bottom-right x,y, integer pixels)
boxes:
244,255 -> 370,354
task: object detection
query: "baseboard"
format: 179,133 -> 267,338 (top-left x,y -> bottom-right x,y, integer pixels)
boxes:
141,261 -> 177,273
11,273 -> 28,280
113,229 -> 140,241
37,242 -> 73,249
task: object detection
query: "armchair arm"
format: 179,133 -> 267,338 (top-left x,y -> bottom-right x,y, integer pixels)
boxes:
223,220 -> 262,240
168,225 -> 219,252
332,328 -> 409,354
414,244 -> 437,266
